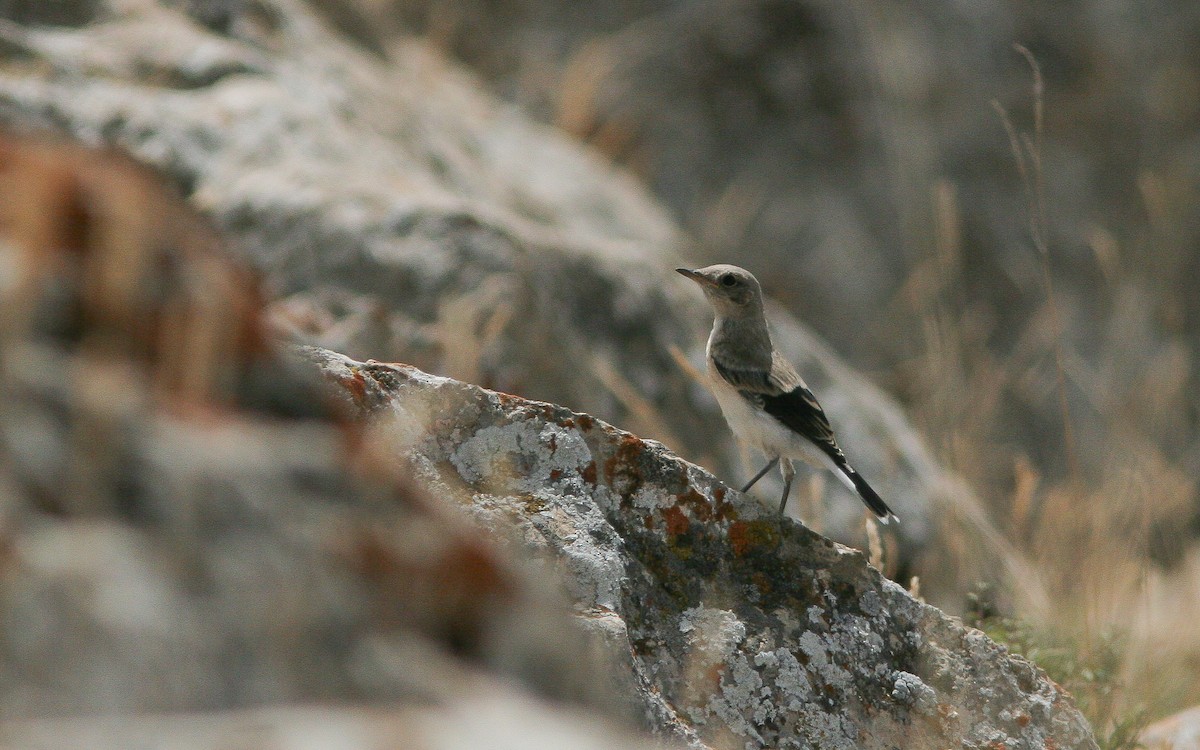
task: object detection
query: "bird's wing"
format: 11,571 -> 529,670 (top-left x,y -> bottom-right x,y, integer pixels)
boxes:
714,352 -> 897,522
712,354 -> 846,465
758,385 -> 846,464
710,358 -> 779,395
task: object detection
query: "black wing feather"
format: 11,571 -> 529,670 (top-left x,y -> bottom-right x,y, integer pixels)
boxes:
761,388 -> 897,520
712,358 -> 845,463
759,387 -> 846,465
712,357 -> 898,521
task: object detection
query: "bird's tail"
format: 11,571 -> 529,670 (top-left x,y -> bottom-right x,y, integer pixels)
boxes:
844,467 -> 899,524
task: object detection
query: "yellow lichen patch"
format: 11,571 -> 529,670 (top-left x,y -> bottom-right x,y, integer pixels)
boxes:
728,520 -> 781,557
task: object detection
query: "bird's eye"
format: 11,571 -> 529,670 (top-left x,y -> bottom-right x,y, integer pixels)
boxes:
720,274 -> 737,287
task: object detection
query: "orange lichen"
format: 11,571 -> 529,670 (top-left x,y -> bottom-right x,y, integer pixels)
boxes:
662,505 -> 690,537
729,521 -> 752,557
727,520 -> 778,557
603,433 -> 644,485
343,368 -> 369,409
676,487 -> 711,521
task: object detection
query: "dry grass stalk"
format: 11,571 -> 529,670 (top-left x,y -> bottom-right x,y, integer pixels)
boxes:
589,351 -> 687,454
865,517 -> 884,571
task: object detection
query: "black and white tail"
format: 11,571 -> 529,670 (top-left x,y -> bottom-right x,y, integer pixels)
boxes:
843,466 -> 899,524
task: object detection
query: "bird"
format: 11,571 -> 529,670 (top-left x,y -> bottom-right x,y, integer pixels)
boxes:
676,264 -> 898,523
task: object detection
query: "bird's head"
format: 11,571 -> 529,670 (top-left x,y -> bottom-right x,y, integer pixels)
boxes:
675,264 -> 764,317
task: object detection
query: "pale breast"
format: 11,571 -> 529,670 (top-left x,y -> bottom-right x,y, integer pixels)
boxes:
706,357 -> 788,452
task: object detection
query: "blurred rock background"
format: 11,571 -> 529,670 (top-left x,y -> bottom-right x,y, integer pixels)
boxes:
0,131 -> 662,748
0,130 -> 1097,749
0,127 -> 1098,749
0,0 -> 1198,744
0,0 -> 982,578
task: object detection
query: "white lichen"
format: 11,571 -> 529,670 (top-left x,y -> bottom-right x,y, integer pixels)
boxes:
755,648 -> 813,710
858,590 -> 883,617
710,654 -> 767,743
450,420 -> 591,494
891,671 -> 937,714
797,631 -> 852,691
679,607 -> 746,662
631,485 -> 673,511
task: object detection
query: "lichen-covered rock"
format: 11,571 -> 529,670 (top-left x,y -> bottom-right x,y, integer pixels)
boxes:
311,348 -> 1098,750
0,129 -> 1091,748
0,0 -> 994,581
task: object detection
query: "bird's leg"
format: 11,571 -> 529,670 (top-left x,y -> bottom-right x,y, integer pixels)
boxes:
778,459 -> 795,515
742,457 -> 779,493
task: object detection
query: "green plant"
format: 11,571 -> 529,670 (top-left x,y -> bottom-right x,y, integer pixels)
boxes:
966,584 -> 1149,750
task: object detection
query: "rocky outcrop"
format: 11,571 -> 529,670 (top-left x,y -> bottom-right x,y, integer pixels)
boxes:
0,132 -> 1092,748
0,132 -> 654,747
0,0 -> 1031,594
310,347 -> 1096,750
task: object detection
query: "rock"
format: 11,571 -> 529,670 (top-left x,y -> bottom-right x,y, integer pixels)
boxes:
309,347 -> 1097,749
1142,706 -> 1200,750
0,0 -> 1027,593
0,0 -> 709,480
0,696 -> 666,750
0,131 -> 1093,747
0,133 -> 635,741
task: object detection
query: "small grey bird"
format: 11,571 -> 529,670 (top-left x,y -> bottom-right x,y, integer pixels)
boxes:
677,264 -> 897,523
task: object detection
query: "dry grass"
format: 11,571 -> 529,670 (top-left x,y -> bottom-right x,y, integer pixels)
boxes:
890,48 -> 1200,742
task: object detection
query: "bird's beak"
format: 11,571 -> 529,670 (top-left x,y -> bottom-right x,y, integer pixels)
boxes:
675,268 -> 717,287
